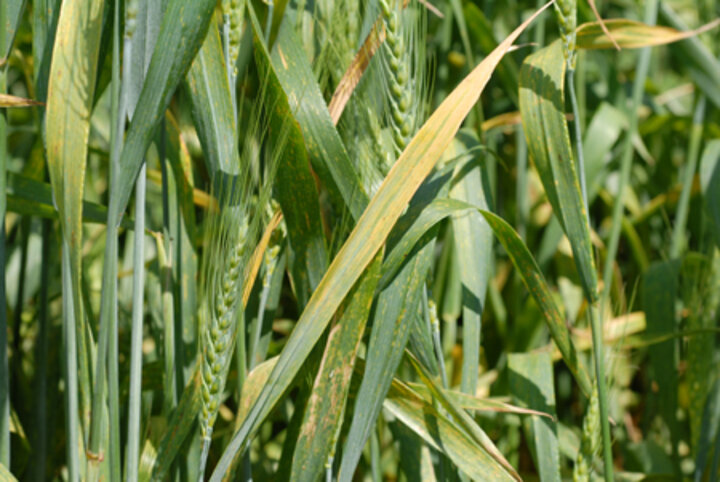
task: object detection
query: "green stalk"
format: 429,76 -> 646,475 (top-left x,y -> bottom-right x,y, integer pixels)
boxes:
601,0 -> 658,307
124,2 -> 144,476
587,305 -> 612,479
33,219 -> 52,481
107,2 -> 123,480
670,96 -> 705,259
89,0 -> 124,476
424,287 -> 448,388
158,122 -> 178,414
564,2 -> 612,476
62,244 -> 80,482
0,0 -> 10,467
568,68 -> 588,209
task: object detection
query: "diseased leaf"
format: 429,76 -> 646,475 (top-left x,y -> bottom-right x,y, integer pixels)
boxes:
253,23 -> 329,306
268,18 -> 369,221
209,5 -> 553,479
290,254 -> 383,482
519,40 -> 598,302
44,0 -> 106,444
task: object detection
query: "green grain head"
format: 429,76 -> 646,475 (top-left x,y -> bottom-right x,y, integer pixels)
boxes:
554,0 -> 577,69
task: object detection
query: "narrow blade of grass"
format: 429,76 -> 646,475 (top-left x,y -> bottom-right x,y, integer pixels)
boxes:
694,374 -> 720,481
0,0 -> 8,468
508,352 -> 560,481
185,16 -> 238,177
209,5 -> 553,479
450,131 -> 492,396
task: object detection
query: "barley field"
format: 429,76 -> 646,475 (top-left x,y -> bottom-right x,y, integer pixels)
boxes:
1,0 -> 720,480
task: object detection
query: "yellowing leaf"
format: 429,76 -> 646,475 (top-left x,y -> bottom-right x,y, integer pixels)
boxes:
0,94 -> 42,107
577,18 -> 720,50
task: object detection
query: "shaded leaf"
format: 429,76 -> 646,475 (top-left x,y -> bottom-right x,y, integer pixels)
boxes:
699,140 -> 720,249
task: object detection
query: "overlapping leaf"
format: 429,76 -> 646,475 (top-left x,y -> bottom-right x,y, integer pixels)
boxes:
209,5 -> 554,479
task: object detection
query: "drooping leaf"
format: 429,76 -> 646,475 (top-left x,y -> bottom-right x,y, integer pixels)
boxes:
480,210 -> 593,398
519,40 -> 598,302
384,377 -> 517,481
407,353 -> 521,480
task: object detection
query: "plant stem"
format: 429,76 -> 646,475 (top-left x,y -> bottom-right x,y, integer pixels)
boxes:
670,95 -> 705,259
568,68 -> 588,210
33,219 -> 52,481
62,244 -> 80,482
0,0 -> 10,467
90,0 -> 124,475
568,45 -> 613,481
107,3 -> 123,480
588,305 -> 613,479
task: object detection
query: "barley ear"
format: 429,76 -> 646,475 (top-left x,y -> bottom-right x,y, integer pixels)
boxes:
573,384 -> 600,481
554,0 -> 577,69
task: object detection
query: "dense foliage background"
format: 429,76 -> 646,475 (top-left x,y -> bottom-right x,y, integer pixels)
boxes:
1,0 -> 719,480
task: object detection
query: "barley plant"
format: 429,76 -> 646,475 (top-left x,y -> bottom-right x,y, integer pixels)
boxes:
1,0 -> 720,480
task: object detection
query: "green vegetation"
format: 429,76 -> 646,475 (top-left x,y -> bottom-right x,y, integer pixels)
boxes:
1,0 -> 719,480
